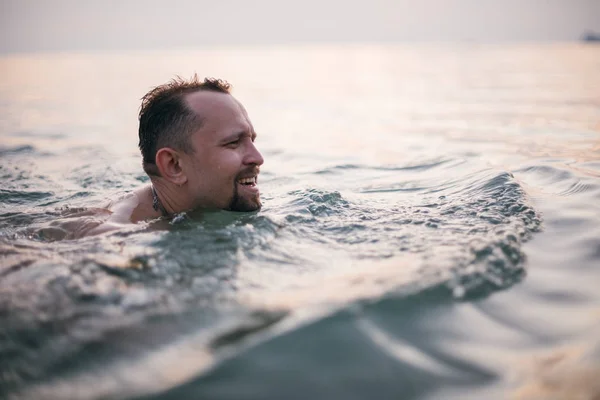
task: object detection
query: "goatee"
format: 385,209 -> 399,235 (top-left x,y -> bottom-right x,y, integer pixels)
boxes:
227,184 -> 262,212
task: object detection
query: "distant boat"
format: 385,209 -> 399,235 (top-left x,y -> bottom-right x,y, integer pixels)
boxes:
581,30 -> 600,42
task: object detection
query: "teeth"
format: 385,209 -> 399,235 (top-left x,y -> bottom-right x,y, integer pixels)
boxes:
238,177 -> 255,184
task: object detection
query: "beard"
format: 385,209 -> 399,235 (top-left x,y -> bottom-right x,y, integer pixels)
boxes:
227,181 -> 262,212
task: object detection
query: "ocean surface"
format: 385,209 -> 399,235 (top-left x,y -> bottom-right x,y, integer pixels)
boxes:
1,44 -> 599,400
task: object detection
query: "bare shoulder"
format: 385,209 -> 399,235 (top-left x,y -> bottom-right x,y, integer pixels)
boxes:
107,190 -> 141,223
104,185 -> 155,223
54,184 -> 161,239
77,186 -> 153,238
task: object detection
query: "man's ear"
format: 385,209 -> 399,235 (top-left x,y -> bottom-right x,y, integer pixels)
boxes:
155,147 -> 188,186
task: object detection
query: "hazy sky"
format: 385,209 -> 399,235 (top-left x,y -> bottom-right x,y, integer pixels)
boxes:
1,0 -> 599,53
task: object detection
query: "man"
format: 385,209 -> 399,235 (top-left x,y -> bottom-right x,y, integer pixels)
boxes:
86,76 -> 264,236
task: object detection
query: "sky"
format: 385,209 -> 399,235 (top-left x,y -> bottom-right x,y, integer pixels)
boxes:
1,0 -> 599,54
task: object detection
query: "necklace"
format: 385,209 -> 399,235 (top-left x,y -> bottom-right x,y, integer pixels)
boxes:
151,186 -> 169,217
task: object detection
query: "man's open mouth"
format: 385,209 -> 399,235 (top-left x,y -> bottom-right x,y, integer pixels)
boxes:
237,176 -> 257,186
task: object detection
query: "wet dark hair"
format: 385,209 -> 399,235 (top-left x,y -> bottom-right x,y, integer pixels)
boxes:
138,75 -> 232,176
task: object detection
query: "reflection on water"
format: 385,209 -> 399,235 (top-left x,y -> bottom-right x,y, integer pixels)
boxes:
1,44 -> 599,400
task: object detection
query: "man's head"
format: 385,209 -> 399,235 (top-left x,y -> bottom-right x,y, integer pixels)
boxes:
138,76 -> 264,212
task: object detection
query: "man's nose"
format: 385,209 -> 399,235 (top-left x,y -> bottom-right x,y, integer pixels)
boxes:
244,142 -> 264,166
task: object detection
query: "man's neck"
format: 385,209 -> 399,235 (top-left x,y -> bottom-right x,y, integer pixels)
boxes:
149,179 -> 190,217
151,185 -> 169,217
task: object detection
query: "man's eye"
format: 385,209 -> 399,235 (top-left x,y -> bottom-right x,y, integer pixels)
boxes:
226,139 -> 240,147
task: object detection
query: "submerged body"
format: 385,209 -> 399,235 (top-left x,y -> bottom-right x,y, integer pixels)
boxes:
77,186 -> 159,237
32,187 -> 157,240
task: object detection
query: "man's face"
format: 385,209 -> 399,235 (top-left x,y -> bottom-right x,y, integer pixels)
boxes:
181,91 -> 264,212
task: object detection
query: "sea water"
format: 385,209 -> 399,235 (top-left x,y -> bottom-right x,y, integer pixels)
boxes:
1,44 -> 599,399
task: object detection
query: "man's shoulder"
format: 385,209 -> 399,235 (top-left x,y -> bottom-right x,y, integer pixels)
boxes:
108,186 -> 154,224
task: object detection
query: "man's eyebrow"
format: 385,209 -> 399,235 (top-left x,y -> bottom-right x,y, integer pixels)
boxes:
221,130 -> 256,143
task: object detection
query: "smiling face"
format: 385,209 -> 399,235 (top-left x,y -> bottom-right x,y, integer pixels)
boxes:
181,90 -> 264,212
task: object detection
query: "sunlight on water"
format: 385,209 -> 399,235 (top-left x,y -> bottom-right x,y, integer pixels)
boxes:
1,44 -> 599,400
